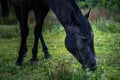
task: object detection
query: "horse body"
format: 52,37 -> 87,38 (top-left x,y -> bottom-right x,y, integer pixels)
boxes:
1,0 -> 97,70
0,0 -> 9,17
13,0 -> 43,8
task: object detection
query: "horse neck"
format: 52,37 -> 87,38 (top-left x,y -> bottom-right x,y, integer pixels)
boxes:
44,0 -> 84,28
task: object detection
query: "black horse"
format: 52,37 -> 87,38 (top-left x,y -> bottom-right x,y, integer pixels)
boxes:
1,0 -> 97,70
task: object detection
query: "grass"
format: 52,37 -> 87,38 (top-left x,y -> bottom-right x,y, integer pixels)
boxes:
0,19 -> 120,80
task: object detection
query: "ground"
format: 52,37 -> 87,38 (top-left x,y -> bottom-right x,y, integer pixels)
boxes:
0,21 -> 120,80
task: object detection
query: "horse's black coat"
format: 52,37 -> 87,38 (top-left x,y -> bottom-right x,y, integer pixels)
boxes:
1,0 -> 97,70
0,0 -> 9,17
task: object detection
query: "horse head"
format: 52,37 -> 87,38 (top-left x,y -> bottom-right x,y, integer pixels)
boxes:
65,8 -> 97,71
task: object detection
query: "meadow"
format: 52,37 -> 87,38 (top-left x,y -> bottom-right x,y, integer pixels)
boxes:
0,18 -> 120,80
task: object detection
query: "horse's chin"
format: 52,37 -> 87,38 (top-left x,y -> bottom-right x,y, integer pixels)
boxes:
82,63 -> 97,71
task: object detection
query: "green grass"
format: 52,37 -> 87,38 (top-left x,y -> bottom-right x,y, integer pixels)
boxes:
0,19 -> 120,80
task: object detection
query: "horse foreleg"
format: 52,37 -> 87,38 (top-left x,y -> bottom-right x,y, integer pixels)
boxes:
31,5 -> 50,64
13,4 -> 29,65
17,23 -> 29,65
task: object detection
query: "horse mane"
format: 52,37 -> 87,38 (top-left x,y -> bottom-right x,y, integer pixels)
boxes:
70,0 -> 86,25
70,0 -> 92,36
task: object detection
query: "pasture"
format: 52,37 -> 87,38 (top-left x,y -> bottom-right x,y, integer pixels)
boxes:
0,19 -> 120,80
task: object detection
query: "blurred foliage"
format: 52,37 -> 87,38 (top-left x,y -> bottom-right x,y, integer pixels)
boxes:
77,0 -> 120,12
91,18 -> 120,33
0,25 -> 20,39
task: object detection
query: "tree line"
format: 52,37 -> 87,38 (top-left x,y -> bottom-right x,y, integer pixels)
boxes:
77,0 -> 120,12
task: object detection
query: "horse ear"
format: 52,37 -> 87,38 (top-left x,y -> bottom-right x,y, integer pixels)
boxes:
85,8 -> 91,19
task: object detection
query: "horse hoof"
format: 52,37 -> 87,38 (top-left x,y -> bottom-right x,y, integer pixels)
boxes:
45,54 -> 51,59
30,59 -> 39,65
16,61 -> 23,66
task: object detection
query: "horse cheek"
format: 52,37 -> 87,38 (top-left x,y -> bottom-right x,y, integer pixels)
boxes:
65,35 -> 77,54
